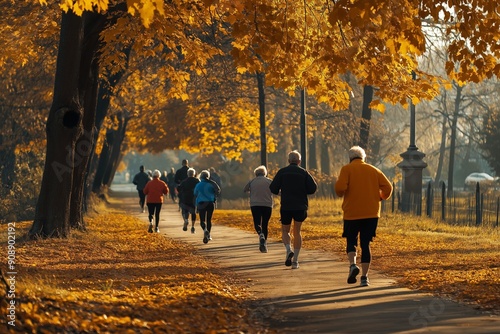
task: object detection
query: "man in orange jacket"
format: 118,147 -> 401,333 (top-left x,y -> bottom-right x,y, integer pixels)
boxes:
335,146 -> 393,287
143,169 -> 169,233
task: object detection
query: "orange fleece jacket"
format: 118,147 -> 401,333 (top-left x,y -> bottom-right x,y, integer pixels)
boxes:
143,178 -> 169,203
334,159 -> 393,220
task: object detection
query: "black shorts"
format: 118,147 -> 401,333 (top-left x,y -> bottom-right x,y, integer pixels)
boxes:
280,209 -> 308,225
342,218 -> 378,241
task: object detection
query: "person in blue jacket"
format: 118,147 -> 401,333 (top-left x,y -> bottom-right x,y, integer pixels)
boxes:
194,169 -> 221,244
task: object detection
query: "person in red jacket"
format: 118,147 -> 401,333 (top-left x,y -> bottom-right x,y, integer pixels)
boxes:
335,146 -> 393,287
143,169 -> 169,233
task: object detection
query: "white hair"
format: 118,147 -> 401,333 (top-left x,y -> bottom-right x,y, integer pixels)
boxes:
254,165 -> 267,177
187,168 -> 196,177
288,150 -> 301,164
199,169 -> 210,179
348,146 -> 366,161
152,169 -> 161,178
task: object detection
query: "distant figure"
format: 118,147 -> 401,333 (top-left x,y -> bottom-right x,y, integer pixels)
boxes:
243,165 -> 273,253
160,170 -> 169,185
143,169 -> 169,233
175,159 -> 190,185
132,165 -> 151,213
209,167 -> 222,206
177,168 -> 200,233
335,146 -> 393,287
166,167 -> 178,203
270,150 -> 317,269
194,170 -> 221,244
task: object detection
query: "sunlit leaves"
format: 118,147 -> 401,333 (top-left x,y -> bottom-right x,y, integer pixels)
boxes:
181,99 -> 276,160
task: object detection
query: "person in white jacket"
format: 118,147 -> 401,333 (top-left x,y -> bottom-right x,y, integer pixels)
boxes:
243,165 -> 274,253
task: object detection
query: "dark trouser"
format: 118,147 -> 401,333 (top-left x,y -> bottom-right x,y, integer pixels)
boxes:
138,190 -> 146,209
147,203 -> 163,227
251,206 -> 272,239
181,203 -> 196,222
198,202 -> 214,232
343,218 -> 378,263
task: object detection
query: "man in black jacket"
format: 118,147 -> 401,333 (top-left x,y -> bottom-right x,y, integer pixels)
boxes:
270,150 -> 317,269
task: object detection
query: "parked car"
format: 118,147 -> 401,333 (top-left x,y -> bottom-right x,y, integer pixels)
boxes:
464,172 -> 496,188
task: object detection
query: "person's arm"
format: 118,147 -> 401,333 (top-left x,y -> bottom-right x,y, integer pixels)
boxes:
334,167 -> 348,197
243,180 -> 251,193
379,172 -> 393,200
269,171 -> 281,195
306,173 -> 318,195
143,182 -> 149,195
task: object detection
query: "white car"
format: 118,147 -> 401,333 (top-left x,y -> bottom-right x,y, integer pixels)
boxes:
464,172 -> 496,187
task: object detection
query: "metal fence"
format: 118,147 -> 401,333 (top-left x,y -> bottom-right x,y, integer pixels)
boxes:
383,182 -> 500,228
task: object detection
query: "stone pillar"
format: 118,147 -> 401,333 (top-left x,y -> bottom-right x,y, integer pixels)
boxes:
397,148 -> 427,214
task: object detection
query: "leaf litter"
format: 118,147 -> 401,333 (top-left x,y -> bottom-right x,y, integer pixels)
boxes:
1,213 -> 275,333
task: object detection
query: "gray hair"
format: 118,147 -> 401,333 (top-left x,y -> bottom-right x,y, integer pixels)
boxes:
288,150 -> 301,164
152,169 -> 161,178
254,165 -> 267,177
187,168 -> 196,177
199,169 -> 210,179
348,146 -> 366,161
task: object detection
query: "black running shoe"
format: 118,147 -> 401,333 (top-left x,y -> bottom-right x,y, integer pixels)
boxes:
285,252 -> 294,266
347,264 -> 360,284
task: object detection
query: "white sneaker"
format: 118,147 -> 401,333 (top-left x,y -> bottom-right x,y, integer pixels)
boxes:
292,261 -> 299,269
259,234 -> 267,253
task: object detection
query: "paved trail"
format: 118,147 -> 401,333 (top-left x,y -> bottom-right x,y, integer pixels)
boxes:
110,185 -> 499,333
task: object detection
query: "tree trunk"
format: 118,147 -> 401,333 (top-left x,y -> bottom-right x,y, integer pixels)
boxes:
256,72 -> 267,167
359,85 -> 373,149
435,113 -> 447,185
70,12 -> 107,229
103,116 -> 129,187
447,84 -> 463,197
30,12 -> 84,238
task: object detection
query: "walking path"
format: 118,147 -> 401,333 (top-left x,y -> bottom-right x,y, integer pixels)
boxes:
110,185 -> 499,333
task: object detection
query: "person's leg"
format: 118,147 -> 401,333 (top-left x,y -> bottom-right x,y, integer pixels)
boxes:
292,220 -> 303,265
154,203 -> 162,231
147,203 -> 154,232
250,206 -> 262,235
205,202 -> 214,233
198,204 -> 207,231
180,203 -> 189,231
189,206 -> 196,231
281,210 -> 294,265
359,218 -> 378,285
290,211 -> 307,266
261,207 -> 272,239
343,219 -> 361,283
139,190 -> 146,211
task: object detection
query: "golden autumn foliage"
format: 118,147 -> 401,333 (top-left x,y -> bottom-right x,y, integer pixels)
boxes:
216,199 -> 500,315
2,213 -> 272,333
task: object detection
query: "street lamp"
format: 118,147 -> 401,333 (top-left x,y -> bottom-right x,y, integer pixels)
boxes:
397,71 -> 427,214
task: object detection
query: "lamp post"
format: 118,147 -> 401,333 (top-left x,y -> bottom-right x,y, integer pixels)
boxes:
397,71 -> 427,214
300,88 -> 307,169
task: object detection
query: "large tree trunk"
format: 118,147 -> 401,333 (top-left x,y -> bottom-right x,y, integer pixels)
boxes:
359,85 -> 373,149
30,12 -> 84,238
70,12 -> 107,229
